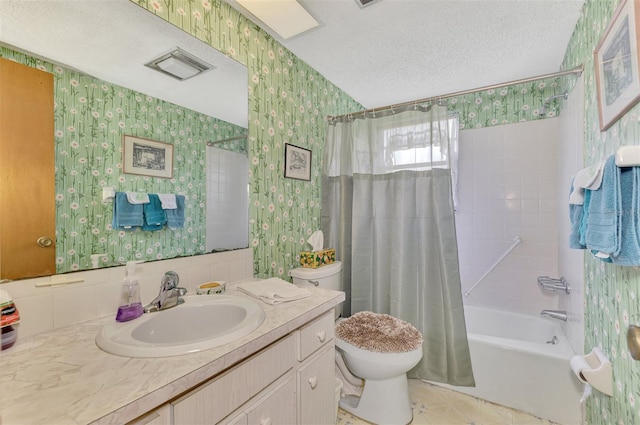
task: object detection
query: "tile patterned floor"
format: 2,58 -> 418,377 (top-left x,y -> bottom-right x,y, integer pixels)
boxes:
337,379 -> 560,425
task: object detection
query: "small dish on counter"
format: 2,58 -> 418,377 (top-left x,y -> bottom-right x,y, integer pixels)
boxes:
197,281 -> 226,295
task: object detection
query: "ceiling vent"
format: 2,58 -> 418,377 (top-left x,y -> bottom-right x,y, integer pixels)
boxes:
144,47 -> 214,81
355,0 -> 383,8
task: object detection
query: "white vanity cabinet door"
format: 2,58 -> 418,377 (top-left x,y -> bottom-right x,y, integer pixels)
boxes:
297,345 -> 336,425
172,335 -> 294,425
246,376 -> 296,425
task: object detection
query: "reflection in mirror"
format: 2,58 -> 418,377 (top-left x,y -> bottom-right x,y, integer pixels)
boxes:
206,142 -> 249,252
0,0 -> 248,280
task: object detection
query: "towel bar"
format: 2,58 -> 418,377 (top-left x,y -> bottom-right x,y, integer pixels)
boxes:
464,236 -> 523,297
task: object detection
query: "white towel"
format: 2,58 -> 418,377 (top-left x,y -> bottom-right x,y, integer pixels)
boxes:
126,192 -> 150,204
158,193 -> 177,209
237,278 -> 311,305
569,161 -> 606,205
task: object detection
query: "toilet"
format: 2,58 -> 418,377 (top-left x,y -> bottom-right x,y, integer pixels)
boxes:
290,261 -> 424,425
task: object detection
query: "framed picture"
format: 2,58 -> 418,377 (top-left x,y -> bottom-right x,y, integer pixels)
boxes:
123,135 -> 174,179
594,0 -> 640,131
284,143 -> 312,181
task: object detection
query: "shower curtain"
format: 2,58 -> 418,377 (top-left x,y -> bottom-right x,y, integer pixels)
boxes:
322,105 -> 474,386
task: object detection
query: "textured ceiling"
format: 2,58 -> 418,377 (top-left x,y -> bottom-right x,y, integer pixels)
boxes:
279,0 -> 586,109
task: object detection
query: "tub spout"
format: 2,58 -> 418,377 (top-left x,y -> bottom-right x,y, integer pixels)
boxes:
540,310 -> 567,321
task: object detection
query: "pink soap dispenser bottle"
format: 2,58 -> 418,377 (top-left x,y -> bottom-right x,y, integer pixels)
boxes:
116,261 -> 143,322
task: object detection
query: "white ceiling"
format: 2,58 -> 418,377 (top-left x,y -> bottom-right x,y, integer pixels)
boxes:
0,0 -> 248,127
0,0 -> 585,125
237,0 -> 586,109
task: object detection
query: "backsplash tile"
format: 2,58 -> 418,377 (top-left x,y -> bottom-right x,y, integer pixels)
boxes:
8,249 -> 252,340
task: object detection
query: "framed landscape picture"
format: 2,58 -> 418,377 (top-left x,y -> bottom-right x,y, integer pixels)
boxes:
284,143 -> 312,181
123,135 -> 174,179
594,0 -> 640,131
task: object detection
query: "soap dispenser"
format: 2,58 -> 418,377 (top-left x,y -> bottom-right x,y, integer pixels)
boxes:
116,261 -> 144,322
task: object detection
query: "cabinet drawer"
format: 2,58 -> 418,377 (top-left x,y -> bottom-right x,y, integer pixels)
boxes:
128,404 -> 171,425
173,335 -> 295,425
298,346 -> 336,425
246,376 -> 296,425
298,311 -> 334,361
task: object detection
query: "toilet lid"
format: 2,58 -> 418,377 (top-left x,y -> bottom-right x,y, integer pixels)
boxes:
335,311 -> 423,353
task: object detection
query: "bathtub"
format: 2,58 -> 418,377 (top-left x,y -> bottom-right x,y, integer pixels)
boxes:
435,306 -> 583,425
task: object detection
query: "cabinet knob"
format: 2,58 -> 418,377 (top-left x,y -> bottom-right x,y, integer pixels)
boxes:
36,236 -> 53,248
317,330 -> 326,343
260,417 -> 272,425
308,376 -> 318,389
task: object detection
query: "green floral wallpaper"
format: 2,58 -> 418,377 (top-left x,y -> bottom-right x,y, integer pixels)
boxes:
561,1 -> 640,424
0,46 -> 246,273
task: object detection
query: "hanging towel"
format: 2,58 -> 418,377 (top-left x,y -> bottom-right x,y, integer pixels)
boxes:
237,278 -> 311,305
579,189 -> 591,247
126,192 -> 150,204
611,167 -> 640,265
112,192 -> 144,229
143,194 -> 166,231
569,161 -> 606,205
166,195 -> 185,228
585,156 -> 620,255
158,193 -> 177,210
569,180 -> 586,249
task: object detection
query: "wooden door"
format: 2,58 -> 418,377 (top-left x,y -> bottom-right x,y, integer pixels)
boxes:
0,57 -> 55,280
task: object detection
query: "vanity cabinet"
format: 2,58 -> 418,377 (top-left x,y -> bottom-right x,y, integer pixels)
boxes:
161,309 -> 336,425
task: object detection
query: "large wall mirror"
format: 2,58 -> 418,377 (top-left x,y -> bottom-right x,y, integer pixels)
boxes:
0,0 -> 249,280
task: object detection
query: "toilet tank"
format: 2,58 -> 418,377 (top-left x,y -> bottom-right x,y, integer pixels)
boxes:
289,261 -> 343,318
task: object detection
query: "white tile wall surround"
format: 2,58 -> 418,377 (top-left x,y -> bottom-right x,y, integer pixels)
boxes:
456,118 -> 561,315
3,249 -> 253,340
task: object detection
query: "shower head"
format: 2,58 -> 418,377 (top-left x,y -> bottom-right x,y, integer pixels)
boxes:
540,91 -> 568,117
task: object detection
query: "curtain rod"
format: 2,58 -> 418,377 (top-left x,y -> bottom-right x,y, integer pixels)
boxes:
326,64 -> 584,121
206,134 -> 248,146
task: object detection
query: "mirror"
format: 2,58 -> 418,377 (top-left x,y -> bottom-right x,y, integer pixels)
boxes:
0,0 -> 249,279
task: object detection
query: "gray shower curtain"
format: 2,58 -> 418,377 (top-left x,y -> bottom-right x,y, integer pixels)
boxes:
322,106 -> 474,386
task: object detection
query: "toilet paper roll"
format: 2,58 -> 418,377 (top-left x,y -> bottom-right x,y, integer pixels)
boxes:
570,355 -> 590,383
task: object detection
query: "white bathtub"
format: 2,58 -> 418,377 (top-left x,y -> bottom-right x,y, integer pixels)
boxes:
436,306 -> 583,425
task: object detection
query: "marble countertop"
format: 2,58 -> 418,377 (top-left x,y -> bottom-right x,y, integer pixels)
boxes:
0,282 -> 344,425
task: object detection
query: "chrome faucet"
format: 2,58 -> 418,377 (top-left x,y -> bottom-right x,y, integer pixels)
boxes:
537,276 -> 571,294
143,271 -> 187,313
540,309 -> 567,321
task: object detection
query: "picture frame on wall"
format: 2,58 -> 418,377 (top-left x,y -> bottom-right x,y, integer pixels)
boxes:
123,135 -> 174,179
594,0 -> 640,131
284,143 -> 312,181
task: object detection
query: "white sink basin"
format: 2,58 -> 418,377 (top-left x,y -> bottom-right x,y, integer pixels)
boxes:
96,295 -> 266,357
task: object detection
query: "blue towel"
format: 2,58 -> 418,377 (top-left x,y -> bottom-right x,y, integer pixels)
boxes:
569,179 -> 586,249
166,195 -> 185,229
112,192 -> 144,230
143,194 -> 166,231
579,189 -> 591,247
612,167 -> 640,265
585,156 -> 620,255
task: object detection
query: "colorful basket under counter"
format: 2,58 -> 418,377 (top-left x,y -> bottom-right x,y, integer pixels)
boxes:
300,248 -> 336,268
